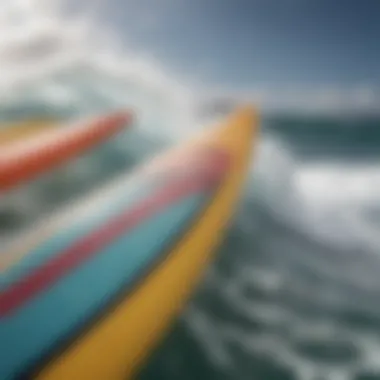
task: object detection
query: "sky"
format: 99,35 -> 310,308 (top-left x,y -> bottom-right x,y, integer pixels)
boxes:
96,0 -> 380,91
0,0 -> 378,113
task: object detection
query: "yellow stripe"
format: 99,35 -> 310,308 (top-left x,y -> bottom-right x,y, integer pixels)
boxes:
0,119 -> 56,146
36,106 -> 259,380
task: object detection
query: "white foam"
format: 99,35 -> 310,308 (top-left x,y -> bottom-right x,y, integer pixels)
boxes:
1,0 -> 379,259
251,132 -> 380,257
184,306 -> 234,370
0,0 -> 197,138
294,164 -> 380,252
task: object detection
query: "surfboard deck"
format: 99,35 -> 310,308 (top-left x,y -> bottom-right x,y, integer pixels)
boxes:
0,106 -> 259,380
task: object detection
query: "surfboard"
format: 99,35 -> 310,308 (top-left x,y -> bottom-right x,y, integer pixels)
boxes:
0,106 -> 259,380
0,111 -> 133,192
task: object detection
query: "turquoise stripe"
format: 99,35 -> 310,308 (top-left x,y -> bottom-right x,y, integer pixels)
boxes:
0,193 -> 207,380
1,174 -> 163,289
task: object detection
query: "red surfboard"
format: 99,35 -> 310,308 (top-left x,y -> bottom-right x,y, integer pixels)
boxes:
0,111 -> 133,192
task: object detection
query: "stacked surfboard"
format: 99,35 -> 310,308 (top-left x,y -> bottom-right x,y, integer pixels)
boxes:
0,106 -> 258,380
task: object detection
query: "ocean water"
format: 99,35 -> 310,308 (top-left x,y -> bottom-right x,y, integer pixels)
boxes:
1,2 -> 380,380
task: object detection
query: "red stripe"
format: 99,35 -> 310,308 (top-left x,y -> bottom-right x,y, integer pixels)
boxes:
0,111 -> 132,192
0,151 -> 229,317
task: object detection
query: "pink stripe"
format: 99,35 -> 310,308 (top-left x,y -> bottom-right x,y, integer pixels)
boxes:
0,151 -> 229,317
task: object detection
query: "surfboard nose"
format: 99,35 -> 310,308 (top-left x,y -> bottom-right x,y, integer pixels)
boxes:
0,111 -> 133,192
205,105 -> 259,169
220,105 -> 258,141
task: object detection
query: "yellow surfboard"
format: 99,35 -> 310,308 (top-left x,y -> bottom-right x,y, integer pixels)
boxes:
0,106 -> 259,380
